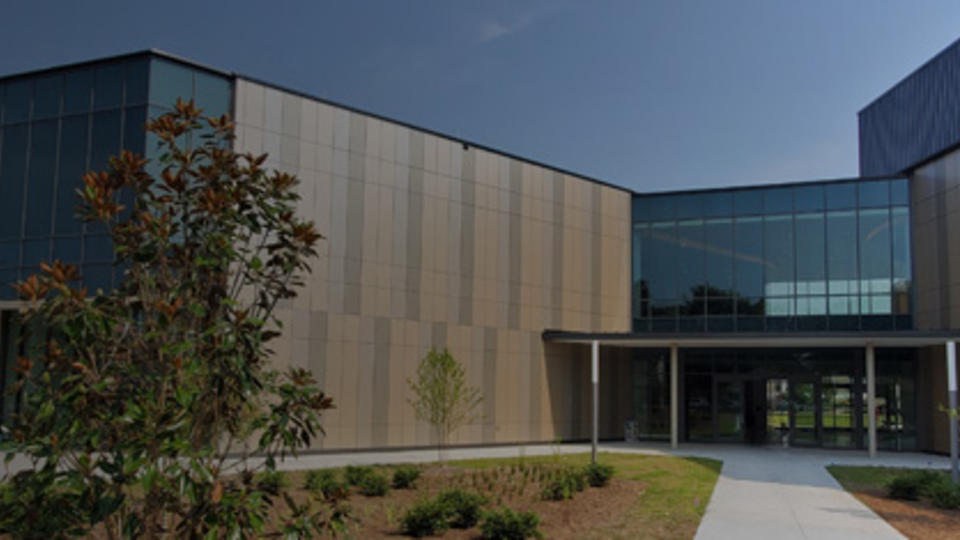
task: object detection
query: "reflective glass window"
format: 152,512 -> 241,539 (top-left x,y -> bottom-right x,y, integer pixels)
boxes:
859,208 -> 892,296
195,71 -> 231,118
763,187 -> 793,214
734,190 -> 763,215
90,110 -> 121,172
763,215 -> 794,296
124,59 -> 149,105
123,106 -> 147,155
797,296 -> 827,315
3,79 -> 31,124
21,239 -> 48,266
703,191 -> 733,217
676,220 -> 705,307
734,217 -> 763,297
675,194 -> 704,220
0,241 -> 18,267
795,213 -> 825,294
53,237 -> 81,263
705,218 -> 733,292
890,179 -> 909,206
794,184 -> 824,211
858,180 -> 889,208
826,183 -> 856,209
826,211 -> 858,295
83,235 -> 114,262
33,75 -> 62,119
0,124 -> 28,238
149,58 -> 193,108
891,207 -> 911,314
643,222 -> 676,301
55,115 -> 89,235
64,69 -> 93,114
94,63 -> 124,110
24,120 -> 57,236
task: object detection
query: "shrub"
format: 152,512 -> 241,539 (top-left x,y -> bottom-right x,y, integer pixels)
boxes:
402,498 -> 450,537
393,466 -> 421,489
584,463 -> 615,487
541,476 -> 573,501
566,468 -> 587,492
886,470 -> 944,501
359,472 -> 390,497
305,469 -> 346,498
480,507 -> 542,539
345,465 -> 375,486
437,488 -> 487,528
257,469 -> 289,493
929,481 -> 960,509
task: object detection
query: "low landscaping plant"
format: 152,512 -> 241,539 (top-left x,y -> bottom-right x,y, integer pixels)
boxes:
928,480 -> 960,509
257,470 -> 290,493
541,476 -> 574,501
359,472 -> 390,497
480,507 -> 542,539
585,462 -> 615,487
886,470 -> 944,501
437,488 -> 487,528
345,465 -> 375,486
305,470 -> 346,498
393,466 -> 421,489
401,498 -> 450,538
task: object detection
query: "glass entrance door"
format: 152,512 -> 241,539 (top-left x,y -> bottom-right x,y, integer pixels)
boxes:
766,378 -> 789,444
715,378 -> 744,442
791,379 -> 820,446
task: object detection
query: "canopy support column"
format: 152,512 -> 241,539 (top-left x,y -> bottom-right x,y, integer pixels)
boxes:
670,344 -> 678,450
591,340 -> 599,465
866,343 -> 877,458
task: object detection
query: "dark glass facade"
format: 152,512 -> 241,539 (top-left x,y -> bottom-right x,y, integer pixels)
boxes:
0,54 -> 231,298
631,178 -> 913,332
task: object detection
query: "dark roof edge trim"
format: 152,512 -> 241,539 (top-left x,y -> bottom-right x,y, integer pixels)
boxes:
633,173 -> 905,199
542,329 -> 960,342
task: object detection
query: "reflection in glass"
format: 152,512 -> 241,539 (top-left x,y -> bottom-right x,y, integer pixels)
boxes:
734,217 -> 763,297
150,59 -> 194,108
794,184 -> 824,211
25,120 -> 57,236
0,124 -> 28,238
891,207 -> 911,314
3,79 -> 32,124
632,352 -> 670,439
676,220 -> 705,313
827,211 -> 858,295
55,115 -> 89,235
686,374 -> 713,440
859,208 -> 891,297
858,180 -> 889,208
826,182 -> 856,209
764,215 -> 794,297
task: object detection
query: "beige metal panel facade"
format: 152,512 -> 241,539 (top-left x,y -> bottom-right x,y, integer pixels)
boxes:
233,79 -> 632,450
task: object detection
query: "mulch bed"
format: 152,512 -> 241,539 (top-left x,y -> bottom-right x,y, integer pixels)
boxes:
849,488 -> 960,539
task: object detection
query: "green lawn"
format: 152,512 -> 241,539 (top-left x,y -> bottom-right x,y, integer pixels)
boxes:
453,452 -> 722,539
828,465 -> 952,493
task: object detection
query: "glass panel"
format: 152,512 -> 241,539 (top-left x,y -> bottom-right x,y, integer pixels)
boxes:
90,110 -> 121,172
797,296 -> 827,315
676,220 -> 705,314
124,59 -> 149,105
94,63 -> 124,109
21,239 -> 48,266
717,379 -> 744,441
33,74 -> 62,119
794,184 -> 824,211
149,58 -> 193,108
705,218 -> 733,292
632,352 -> 669,439
0,124 -> 28,238
632,224 -> 646,326
64,69 -> 93,114
764,215 -> 794,297
827,211 -> 858,295
859,208 -> 891,299
82,263 -> 112,292
822,375 -> 855,448
686,374 -> 713,440
795,213 -> 825,294
764,187 -> 793,214
643,222 -> 676,302
891,207 -> 911,314
635,195 -> 675,222
3,79 -> 32,124
703,191 -> 732,217
766,378 -> 789,444
123,106 -> 147,155
734,217 -> 763,297
890,179 -> 909,206
83,235 -> 113,262
828,295 -> 858,315
826,183 -> 856,209
734,189 -> 763,215
25,120 -> 58,236
195,71 -> 231,118
675,194 -> 703,220
53,237 -> 81,263
55,115 -> 89,236
792,381 -> 818,446
858,180 -> 889,208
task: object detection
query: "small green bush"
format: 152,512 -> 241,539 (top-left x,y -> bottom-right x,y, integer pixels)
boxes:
566,468 -> 586,492
257,469 -> 289,493
541,476 -> 573,501
393,466 -> 421,489
437,488 -> 487,528
480,507 -> 542,539
359,471 -> 390,496
304,469 -> 346,498
929,480 -> 960,509
402,498 -> 450,537
345,465 -> 375,486
584,463 -> 615,487
886,470 -> 944,501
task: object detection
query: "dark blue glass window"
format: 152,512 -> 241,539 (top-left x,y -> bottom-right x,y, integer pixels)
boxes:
826,211 -> 858,295
703,191 -> 733,217
794,185 -> 824,211
0,124 -> 28,238
64,69 -> 93,114
705,218 -> 733,292
763,187 -> 793,214
21,239 -> 48,266
123,106 -> 147,155
83,235 -> 114,262
675,194 -> 704,220
90,110 -> 121,172
859,208 -> 892,300
734,190 -> 763,215
764,215 -> 794,298
94,63 -> 124,110
55,115 -> 89,235
733,217 -> 763,297
890,179 -> 909,206
0,241 -> 18,267
149,59 -> 193,108
196,71 -> 231,118
124,60 -> 149,105
826,183 -> 856,209
795,213 -> 825,295
33,75 -> 62,119
858,180 -> 889,208
25,120 -> 58,236
3,79 -> 32,124
53,237 -> 81,263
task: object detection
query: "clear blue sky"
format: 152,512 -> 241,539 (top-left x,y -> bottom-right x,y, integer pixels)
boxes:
2,1 -> 959,192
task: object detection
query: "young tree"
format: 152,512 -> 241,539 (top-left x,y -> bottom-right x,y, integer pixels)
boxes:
408,348 -> 483,463
0,100 -> 343,538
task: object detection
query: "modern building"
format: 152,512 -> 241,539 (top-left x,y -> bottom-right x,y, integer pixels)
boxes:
1,39 -> 960,455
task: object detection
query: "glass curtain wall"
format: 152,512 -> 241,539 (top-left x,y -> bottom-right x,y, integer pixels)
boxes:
632,178 -> 912,332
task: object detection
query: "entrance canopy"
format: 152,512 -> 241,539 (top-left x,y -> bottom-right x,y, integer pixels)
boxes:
542,329 -> 960,348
